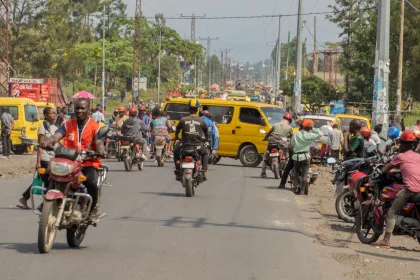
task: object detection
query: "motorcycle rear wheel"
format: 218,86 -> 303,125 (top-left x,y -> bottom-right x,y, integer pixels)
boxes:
335,190 -> 356,223
183,176 -> 194,197
66,226 -> 86,248
38,201 -> 59,253
355,204 -> 381,244
123,156 -> 132,171
272,163 -> 279,179
156,156 -> 163,167
138,161 -> 144,170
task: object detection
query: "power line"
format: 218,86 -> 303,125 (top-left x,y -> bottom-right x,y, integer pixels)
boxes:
311,0 -> 320,13
303,21 -> 325,49
405,0 -> 420,12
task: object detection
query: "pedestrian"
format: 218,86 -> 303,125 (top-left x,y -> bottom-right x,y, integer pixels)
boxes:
343,119 -> 364,159
328,124 -> 342,161
1,107 -> 14,158
55,106 -> 69,126
400,118 -> 405,131
92,106 -> 105,123
291,119 -> 323,195
120,90 -> 126,103
18,107 -> 58,208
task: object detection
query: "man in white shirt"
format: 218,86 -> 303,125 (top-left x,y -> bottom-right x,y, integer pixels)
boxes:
92,107 -> 105,123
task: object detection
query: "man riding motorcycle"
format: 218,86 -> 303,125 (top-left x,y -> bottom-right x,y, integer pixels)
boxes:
173,99 -> 209,181
46,98 -> 105,221
200,110 -> 220,154
260,112 -> 293,178
108,109 -> 118,126
114,106 -> 128,127
121,108 -> 150,160
377,131 -> 420,248
150,107 -> 172,159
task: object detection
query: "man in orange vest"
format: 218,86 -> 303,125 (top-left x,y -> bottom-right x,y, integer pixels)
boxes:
49,98 -> 106,221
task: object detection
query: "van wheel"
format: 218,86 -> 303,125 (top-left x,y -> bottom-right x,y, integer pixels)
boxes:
13,146 -> 26,155
239,145 -> 262,167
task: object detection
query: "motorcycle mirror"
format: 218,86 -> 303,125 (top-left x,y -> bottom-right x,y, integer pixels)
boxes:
385,139 -> 393,146
327,158 -> 336,165
259,129 -> 266,134
367,145 -> 377,154
97,126 -> 110,139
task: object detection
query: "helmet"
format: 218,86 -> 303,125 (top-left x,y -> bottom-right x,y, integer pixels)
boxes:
400,131 -> 417,143
118,106 -> 125,112
283,112 -> 292,122
387,126 -> 401,140
128,108 -> 137,117
302,119 -> 314,128
360,127 -> 372,140
188,99 -> 200,109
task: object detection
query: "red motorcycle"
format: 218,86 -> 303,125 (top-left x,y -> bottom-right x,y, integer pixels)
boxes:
30,127 -> 109,253
355,165 -> 420,244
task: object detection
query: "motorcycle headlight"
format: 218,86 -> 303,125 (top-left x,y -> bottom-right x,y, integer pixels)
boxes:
50,161 -> 75,176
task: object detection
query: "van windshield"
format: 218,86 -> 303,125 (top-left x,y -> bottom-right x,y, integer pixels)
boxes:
261,107 -> 285,126
164,103 -> 190,121
340,118 -> 366,127
24,105 -> 39,122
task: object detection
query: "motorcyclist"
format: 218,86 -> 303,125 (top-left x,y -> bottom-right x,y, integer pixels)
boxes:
377,131 -> 420,248
121,108 -> 150,160
200,110 -> 220,154
343,119 -> 364,159
360,127 -> 377,156
108,109 -> 118,126
114,106 -> 128,127
260,112 -> 293,178
46,98 -> 105,221
173,99 -> 209,181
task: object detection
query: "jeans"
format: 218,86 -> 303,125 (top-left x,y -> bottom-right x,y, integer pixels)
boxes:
82,167 -> 99,208
280,158 -> 294,186
1,132 -> 11,157
133,137 -> 148,153
385,187 -> 415,234
22,161 -> 50,200
293,159 -> 310,194
174,144 -> 208,172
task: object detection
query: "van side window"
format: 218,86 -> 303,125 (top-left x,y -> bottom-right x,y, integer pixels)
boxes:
164,103 -> 190,121
203,106 -> 234,124
0,106 -> 19,120
239,108 -> 264,125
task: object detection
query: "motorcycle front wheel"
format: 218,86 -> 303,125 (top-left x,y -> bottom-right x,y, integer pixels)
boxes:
355,204 -> 381,244
138,161 -> 144,170
123,156 -> 132,171
38,201 -> 59,253
335,190 -> 356,223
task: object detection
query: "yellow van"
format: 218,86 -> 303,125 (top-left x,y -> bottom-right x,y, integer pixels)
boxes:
293,115 -> 342,133
226,90 -> 251,102
35,102 -> 56,121
0,97 -> 39,154
163,98 -> 287,167
335,114 -> 371,132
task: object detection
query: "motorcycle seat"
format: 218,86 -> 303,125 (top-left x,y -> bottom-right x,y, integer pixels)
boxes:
409,193 -> 420,204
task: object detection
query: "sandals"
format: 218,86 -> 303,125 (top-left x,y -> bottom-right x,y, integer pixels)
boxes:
17,198 -> 30,209
376,240 -> 391,249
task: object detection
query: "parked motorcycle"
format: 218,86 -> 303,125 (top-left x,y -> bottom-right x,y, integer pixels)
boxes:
120,136 -> 145,171
178,145 -> 206,197
29,127 -> 109,254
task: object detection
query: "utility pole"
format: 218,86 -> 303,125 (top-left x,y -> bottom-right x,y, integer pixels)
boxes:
396,0 -> 404,117
181,14 -> 206,41
276,15 -> 282,99
286,21 -> 291,81
132,0 -> 142,105
157,26 -> 162,103
199,37 -> 218,89
313,16 -> 317,76
102,4 -> 106,108
293,0 -> 303,114
220,48 -> 233,86
0,0 -> 9,96
372,0 -> 391,137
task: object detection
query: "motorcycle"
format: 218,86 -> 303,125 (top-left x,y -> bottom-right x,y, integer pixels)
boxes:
105,128 -> 117,159
265,138 -> 288,179
29,127 -> 109,254
120,136 -> 145,171
289,162 -> 319,195
178,145 -> 206,197
152,136 -> 167,167
354,165 -> 420,245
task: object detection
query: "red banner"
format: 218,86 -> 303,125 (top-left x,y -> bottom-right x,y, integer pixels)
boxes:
10,83 -> 51,102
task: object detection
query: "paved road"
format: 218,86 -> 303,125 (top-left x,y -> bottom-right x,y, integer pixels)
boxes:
0,158 -> 324,280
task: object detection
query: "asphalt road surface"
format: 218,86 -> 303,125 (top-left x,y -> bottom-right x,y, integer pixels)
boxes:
0,158 -> 325,280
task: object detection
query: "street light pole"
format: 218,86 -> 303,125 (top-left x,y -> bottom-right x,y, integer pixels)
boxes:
102,4 -> 106,110
157,26 -> 162,104
396,0 -> 404,117
293,0 -> 303,114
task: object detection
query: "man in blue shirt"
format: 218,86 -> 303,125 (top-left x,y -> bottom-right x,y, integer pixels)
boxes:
200,110 -> 219,151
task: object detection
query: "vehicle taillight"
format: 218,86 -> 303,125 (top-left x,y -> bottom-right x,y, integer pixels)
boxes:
121,141 -> 130,145
106,139 -> 111,143
271,148 -> 277,153
184,156 -> 193,162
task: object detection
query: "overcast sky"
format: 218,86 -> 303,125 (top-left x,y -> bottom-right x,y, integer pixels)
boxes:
123,0 -> 341,63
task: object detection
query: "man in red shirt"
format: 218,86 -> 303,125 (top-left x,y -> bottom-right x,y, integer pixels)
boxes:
378,131 -> 420,247
49,98 -> 106,221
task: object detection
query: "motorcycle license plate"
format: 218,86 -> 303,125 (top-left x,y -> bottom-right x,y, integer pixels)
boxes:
182,162 -> 195,169
270,153 -> 279,157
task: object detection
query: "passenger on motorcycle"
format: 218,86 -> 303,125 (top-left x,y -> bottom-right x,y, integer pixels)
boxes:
46,98 -> 106,221
260,112 -> 293,178
377,131 -> 420,248
200,110 -> 220,152
121,108 -> 150,160
108,109 -> 118,126
150,107 -> 172,159
292,119 -> 323,195
343,119 -> 364,159
173,99 -> 209,181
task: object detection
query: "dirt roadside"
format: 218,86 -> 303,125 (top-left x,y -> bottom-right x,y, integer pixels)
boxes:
294,166 -> 420,280
0,153 -> 36,179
